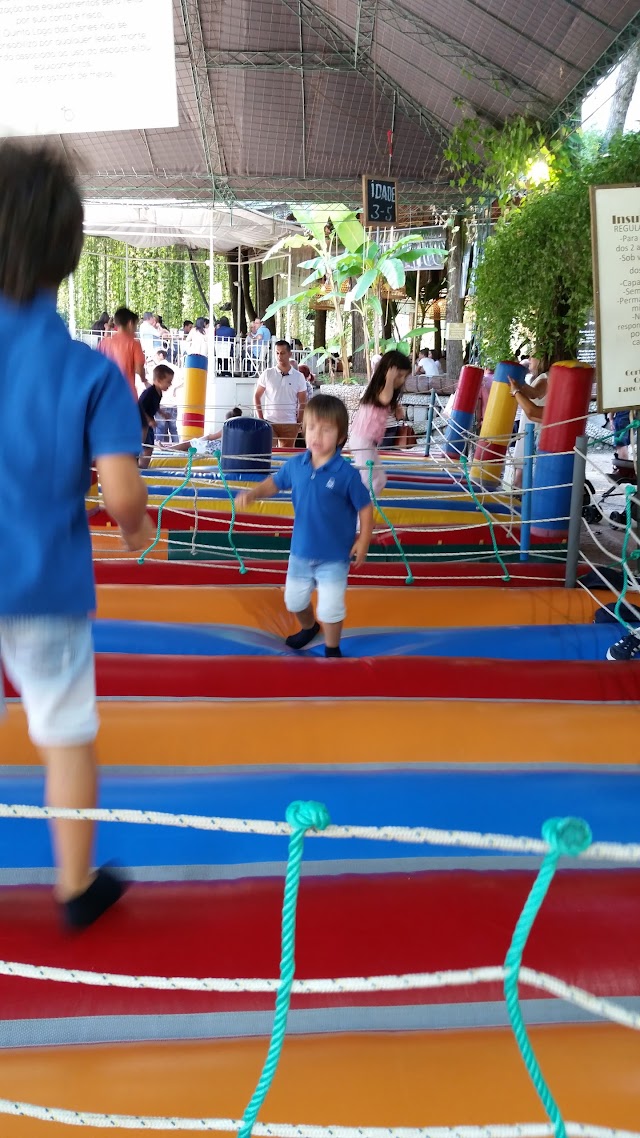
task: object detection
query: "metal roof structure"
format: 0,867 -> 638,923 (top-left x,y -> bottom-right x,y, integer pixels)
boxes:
58,0 -> 640,211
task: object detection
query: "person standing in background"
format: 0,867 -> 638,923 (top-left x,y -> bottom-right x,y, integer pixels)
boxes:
98,306 -> 147,399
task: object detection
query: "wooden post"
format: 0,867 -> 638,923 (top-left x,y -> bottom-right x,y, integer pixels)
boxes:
412,268 -> 420,369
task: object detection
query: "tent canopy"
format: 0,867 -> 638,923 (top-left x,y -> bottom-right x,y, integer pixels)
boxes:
82,201 -> 298,252
43,1 -> 640,210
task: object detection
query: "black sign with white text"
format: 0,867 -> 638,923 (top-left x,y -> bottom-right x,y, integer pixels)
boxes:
362,176 -> 398,227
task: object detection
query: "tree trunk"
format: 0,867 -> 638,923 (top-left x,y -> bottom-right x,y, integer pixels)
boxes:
226,251 -> 243,334
445,216 -> 465,384
314,307 -> 327,349
188,247 -> 209,312
605,40 -> 640,141
382,297 -> 398,340
351,305 -> 367,378
434,318 -> 442,358
257,266 -> 275,336
242,256 -> 256,325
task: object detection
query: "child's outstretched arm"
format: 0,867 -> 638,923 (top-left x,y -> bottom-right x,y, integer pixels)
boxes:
351,503 -> 374,567
235,476 -> 279,512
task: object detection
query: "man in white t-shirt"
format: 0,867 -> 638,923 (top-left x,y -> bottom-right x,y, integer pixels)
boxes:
254,339 -> 307,447
417,349 -> 443,379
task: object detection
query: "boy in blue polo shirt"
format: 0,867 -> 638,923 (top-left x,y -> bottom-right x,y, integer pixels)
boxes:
236,394 -> 373,657
0,142 -> 153,929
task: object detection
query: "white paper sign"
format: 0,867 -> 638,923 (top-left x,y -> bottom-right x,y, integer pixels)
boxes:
590,184 -> 640,412
0,0 -> 178,136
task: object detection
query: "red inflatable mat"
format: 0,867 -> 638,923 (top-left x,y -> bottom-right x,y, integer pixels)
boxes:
1,870 -> 638,1021
6,655 -> 639,702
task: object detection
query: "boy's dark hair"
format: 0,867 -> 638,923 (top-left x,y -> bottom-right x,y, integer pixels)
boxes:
304,393 -> 349,447
0,141 -> 84,303
218,315 -> 230,328
226,406 -> 242,419
113,306 -> 138,329
183,319 -> 193,329
153,364 -> 174,382
275,339 -> 291,349
360,349 -> 412,410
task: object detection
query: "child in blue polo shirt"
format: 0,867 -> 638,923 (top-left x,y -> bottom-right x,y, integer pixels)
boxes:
235,394 -> 373,658
0,142 -> 153,929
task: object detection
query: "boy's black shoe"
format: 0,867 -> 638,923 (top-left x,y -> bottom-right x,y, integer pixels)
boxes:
325,646 -> 342,658
285,622 -> 320,650
606,633 -> 640,662
63,867 -> 126,931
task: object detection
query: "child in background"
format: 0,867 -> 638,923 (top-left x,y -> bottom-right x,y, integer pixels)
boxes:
138,364 -> 174,468
0,141 -> 153,928
349,350 -> 412,493
98,306 -> 147,399
163,407 -> 242,454
235,394 -> 373,658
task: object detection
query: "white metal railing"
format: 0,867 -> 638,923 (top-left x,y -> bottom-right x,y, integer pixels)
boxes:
75,329 -> 313,375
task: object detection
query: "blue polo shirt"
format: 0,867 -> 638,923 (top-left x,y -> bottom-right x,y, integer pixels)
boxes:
0,291 -> 142,616
272,449 -> 371,562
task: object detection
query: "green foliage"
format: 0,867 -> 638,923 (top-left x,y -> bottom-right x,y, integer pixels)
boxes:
69,238 -> 230,329
474,131 -> 640,365
444,111 -> 570,211
262,203 -> 443,377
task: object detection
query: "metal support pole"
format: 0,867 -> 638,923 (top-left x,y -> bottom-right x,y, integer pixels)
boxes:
564,434 -> 587,589
68,272 -> 77,340
412,268 -> 420,371
424,388 -> 436,456
286,251 -> 293,343
519,422 -> 535,562
208,216 -> 215,332
236,244 -> 243,337
125,246 -> 130,307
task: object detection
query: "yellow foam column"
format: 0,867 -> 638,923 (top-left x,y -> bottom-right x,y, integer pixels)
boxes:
470,360 -> 527,486
181,352 -> 208,440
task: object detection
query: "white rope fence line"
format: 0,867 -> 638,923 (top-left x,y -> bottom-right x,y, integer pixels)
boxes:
2,803 -> 640,862
0,1102 -> 638,1137
0,958 -> 638,1030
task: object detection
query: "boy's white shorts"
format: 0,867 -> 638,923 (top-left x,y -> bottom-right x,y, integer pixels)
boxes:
0,616 -> 97,747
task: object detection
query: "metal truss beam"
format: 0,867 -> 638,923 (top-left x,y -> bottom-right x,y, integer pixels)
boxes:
81,171 -> 464,208
206,49 -> 351,70
377,0 -> 551,112
354,0 -> 378,68
178,0 -> 235,205
278,0 -> 451,142
547,12 -> 640,130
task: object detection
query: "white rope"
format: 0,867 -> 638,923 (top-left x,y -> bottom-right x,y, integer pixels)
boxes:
0,958 -> 638,1031
2,803 -> 640,862
0,1100 -> 637,1137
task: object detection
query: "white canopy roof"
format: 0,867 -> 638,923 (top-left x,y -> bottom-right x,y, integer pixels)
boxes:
82,201 -> 297,252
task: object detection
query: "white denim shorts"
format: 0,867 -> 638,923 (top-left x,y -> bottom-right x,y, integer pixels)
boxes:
0,617 -> 98,747
284,555 -> 350,624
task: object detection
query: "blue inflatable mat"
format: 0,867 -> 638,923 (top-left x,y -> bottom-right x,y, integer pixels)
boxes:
92,620 -> 620,662
3,768 -> 639,872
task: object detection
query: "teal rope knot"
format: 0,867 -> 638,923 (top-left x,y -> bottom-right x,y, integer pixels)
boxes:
237,799 -> 331,1138
542,816 -> 592,858
138,446 -> 196,564
504,815 -> 591,1138
286,800 -> 331,832
366,459 -> 414,585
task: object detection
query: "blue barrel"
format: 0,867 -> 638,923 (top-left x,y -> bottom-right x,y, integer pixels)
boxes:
221,416 -> 273,479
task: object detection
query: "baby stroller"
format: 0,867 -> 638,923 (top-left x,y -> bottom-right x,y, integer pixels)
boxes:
582,456 -> 637,525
